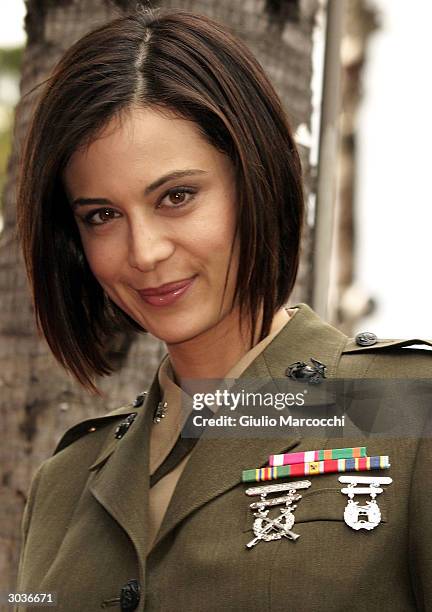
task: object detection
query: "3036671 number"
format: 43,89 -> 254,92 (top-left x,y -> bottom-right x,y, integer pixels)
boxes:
0,592 -> 57,606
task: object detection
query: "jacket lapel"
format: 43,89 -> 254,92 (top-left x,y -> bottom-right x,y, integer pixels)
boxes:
88,375 -> 158,593
155,438 -> 301,547
154,304 -> 348,547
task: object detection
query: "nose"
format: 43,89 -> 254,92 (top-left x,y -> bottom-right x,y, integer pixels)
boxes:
128,216 -> 174,272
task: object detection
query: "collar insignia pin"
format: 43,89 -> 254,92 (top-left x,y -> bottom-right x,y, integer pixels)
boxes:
153,401 -> 168,424
285,358 -> 326,384
114,413 -> 137,439
132,391 -> 147,408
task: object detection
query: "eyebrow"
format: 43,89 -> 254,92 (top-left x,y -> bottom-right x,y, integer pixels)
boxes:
71,169 -> 208,209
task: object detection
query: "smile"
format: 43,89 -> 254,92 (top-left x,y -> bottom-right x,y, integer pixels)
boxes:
137,276 -> 196,307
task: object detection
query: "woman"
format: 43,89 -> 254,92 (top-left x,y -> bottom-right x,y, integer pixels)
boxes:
15,9 -> 432,612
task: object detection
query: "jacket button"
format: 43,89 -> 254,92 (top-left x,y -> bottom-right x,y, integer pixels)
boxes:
355,331 -> 378,347
120,579 -> 140,611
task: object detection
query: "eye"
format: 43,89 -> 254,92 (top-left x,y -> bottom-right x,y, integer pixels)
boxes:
158,187 -> 197,209
83,208 -> 121,225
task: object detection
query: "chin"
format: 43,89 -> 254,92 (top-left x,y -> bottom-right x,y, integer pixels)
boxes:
143,313 -> 217,346
149,326 -> 202,346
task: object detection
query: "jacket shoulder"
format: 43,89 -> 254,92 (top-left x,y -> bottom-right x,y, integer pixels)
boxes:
338,334 -> 432,379
343,335 -> 432,353
53,391 -> 147,455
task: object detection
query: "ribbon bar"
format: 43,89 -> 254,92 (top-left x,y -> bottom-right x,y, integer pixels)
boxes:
242,456 -> 390,483
269,446 -> 366,467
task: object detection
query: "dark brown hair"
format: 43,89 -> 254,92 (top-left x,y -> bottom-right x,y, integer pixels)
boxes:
18,8 -> 304,392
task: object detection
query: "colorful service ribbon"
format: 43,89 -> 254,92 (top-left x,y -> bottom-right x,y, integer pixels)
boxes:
269,446 -> 366,467
242,456 -> 390,483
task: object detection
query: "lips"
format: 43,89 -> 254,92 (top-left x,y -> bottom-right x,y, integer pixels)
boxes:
137,276 -> 196,307
139,277 -> 195,296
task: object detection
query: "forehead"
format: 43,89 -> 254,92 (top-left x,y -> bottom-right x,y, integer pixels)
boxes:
63,106 -> 232,195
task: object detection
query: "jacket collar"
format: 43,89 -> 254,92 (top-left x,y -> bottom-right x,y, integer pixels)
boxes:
253,302 -> 348,379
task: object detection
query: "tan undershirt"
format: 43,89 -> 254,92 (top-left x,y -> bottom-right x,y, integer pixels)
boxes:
147,307 -> 297,552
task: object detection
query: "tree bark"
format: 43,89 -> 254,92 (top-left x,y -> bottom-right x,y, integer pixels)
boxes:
0,0 -> 317,588
329,0 -> 379,333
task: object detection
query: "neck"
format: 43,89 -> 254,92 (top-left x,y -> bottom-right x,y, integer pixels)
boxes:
167,306 -> 289,382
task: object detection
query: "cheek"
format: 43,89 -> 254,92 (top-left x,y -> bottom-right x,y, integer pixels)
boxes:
188,220 -> 239,289
183,223 -> 234,275
79,232 -> 124,283
187,198 -> 236,254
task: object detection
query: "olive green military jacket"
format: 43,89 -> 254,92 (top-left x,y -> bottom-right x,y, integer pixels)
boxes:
15,304 -> 432,611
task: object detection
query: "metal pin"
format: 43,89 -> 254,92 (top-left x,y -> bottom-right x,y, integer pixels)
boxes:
338,476 -> 392,485
341,486 -> 383,495
245,480 -> 312,496
246,509 -> 300,548
249,493 -> 302,510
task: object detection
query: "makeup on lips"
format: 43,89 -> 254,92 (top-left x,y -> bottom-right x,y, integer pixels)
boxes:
137,276 -> 196,307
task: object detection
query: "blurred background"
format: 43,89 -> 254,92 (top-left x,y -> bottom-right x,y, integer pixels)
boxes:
355,0 -> 432,338
0,2 -> 24,229
0,0 -> 431,589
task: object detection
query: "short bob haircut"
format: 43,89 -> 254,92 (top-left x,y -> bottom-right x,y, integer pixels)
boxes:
18,9 -> 304,393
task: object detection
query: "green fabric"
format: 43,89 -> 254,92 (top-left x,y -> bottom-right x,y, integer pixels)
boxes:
15,304 -> 432,611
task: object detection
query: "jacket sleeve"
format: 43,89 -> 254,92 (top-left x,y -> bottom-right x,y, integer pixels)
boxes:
408,430 -> 432,610
15,463 -> 46,594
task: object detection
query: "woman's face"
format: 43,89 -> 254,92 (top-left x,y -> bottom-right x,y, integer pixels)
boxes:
64,106 -> 240,345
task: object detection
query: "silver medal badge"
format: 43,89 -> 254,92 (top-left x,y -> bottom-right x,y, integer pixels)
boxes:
339,476 -> 392,531
244,480 -> 311,548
